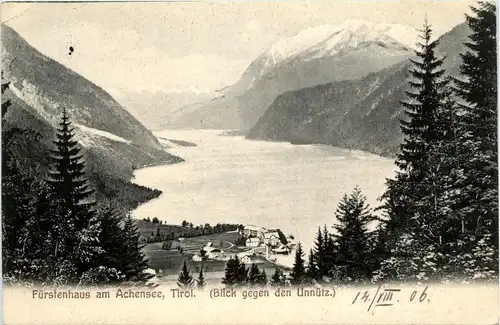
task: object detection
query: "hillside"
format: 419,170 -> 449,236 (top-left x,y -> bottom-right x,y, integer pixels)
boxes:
247,22 -> 470,157
1,24 -> 183,211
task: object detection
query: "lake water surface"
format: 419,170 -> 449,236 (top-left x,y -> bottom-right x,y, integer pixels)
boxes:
132,129 -> 396,264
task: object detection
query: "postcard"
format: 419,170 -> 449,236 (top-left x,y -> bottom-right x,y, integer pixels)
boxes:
1,1 -> 498,324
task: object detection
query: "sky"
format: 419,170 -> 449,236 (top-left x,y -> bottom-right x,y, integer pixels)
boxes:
2,1 -> 476,97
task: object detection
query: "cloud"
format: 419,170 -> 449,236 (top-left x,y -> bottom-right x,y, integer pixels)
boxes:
70,48 -> 249,94
9,20 -> 249,94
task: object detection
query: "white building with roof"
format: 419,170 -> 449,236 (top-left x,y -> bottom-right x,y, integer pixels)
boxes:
242,225 -> 267,238
202,246 -> 223,259
263,231 -> 281,247
246,237 -> 261,247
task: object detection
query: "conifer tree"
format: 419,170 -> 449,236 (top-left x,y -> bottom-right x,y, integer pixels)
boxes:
311,227 -> 324,279
222,256 -> 246,287
258,269 -> 267,286
452,2 -> 498,254
237,259 -> 247,284
31,109 -> 102,283
306,248 -> 318,280
47,108 -> 96,230
383,18 -> 450,232
197,267 -> 206,290
378,19 -> 452,280
177,260 -> 194,289
290,242 -> 307,285
397,19 -> 449,177
322,225 -> 336,278
96,206 -> 123,271
332,187 -> 373,281
247,263 -> 261,286
270,268 -> 285,286
121,214 -> 151,283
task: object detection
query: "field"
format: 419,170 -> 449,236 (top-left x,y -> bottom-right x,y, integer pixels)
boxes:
135,219 -> 187,239
141,230 -> 290,282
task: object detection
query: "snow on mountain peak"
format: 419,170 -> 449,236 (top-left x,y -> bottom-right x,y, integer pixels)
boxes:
265,20 -> 419,64
268,24 -> 340,64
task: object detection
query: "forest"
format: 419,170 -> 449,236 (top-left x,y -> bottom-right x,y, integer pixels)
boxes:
2,95 -> 153,286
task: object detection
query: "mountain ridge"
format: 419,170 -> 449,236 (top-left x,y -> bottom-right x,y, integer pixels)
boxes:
164,20 -> 420,131
247,22 -> 471,157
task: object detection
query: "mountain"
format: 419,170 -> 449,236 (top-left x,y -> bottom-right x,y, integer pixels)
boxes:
114,89 -> 215,130
247,22 -> 471,156
1,24 -> 182,211
165,20 -> 419,131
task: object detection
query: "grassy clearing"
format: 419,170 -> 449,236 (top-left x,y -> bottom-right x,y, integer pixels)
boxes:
135,220 -> 187,239
142,230 -> 290,278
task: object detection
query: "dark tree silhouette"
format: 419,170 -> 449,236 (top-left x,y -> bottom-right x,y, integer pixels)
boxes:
177,260 -> 194,289
290,242 -> 307,285
47,108 -> 96,230
197,267 -> 206,290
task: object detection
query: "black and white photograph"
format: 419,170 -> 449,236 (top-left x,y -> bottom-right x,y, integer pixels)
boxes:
1,1 -> 498,323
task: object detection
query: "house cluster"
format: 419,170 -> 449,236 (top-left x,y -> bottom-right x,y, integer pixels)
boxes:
192,241 -> 229,262
240,225 -> 292,254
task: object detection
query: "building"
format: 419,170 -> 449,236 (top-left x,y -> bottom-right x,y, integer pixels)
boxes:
263,231 -> 281,247
246,237 -> 261,248
242,225 -> 266,238
272,244 -> 289,254
207,249 -> 223,260
202,246 -> 223,259
241,255 -> 255,264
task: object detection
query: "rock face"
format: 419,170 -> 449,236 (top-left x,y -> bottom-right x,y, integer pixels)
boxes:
1,24 -> 182,209
247,23 -> 471,157
165,20 -> 420,131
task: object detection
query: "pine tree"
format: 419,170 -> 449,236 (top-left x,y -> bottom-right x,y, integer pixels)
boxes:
121,214 -> 151,283
378,19 -> 453,280
177,260 -> 194,289
47,108 -> 96,231
247,263 -> 261,286
270,268 -> 285,286
436,2 -> 499,281
197,267 -> 206,290
322,225 -> 336,278
39,110 -> 102,283
237,259 -> 247,285
332,187 -> 373,282
290,242 -> 307,285
397,19 -> 449,177
222,256 -> 246,287
311,227 -> 324,279
258,269 -> 267,286
96,205 -> 123,271
369,224 -> 389,279
384,18 -> 450,232
306,248 -> 318,280
452,2 -> 498,266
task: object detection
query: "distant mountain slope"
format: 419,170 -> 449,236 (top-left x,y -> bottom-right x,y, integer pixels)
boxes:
114,90 -> 215,131
1,24 -> 182,211
247,22 -> 470,157
165,20 -> 419,131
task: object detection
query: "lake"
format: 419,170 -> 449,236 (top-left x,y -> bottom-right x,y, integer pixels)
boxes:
132,129 -> 396,266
